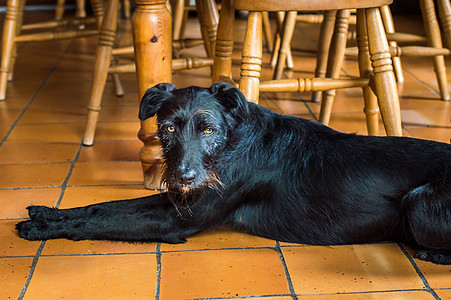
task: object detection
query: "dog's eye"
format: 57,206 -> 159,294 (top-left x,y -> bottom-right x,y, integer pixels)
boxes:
167,126 -> 175,133
205,128 -> 214,135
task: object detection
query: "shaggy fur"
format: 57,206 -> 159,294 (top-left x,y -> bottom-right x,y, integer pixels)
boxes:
16,83 -> 451,264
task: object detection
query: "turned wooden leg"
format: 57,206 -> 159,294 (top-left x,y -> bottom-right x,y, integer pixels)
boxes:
366,7 -> 402,136
90,0 -> 105,29
270,12 -> 294,70
437,0 -> 451,50
357,9 -> 379,136
196,0 -> 219,58
420,0 -> 449,101
273,11 -> 297,80
319,9 -> 350,126
380,5 -> 404,84
83,0 -> 119,146
134,0 -> 172,190
122,0 -> 131,18
55,0 -> 65,20
262,11 -> 273,52
239,11 -> 262,104
172,0 -> 185,40
76,0 -> 87,19
7,0 -> 24,83
0,0 -> 20,101
212,0 -> 234,82
311,10 -> 336,102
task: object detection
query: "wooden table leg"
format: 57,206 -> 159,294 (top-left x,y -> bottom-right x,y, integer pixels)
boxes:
133,0 -> 172,190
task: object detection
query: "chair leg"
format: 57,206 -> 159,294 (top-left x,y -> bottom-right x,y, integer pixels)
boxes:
212,0 -> 235,82
196,0 -> 219,58
172,0 -> 185,41
356,9 -> 379,136
311,10 -> 336,102
366,7 -> 402,136
55,0 -> 65,20
380,5 -> 404,84
319,9 -> 350,126
134,0 -> 173,190
262,11 -> 273,52
273,11 -> 297,80
270,12 -> 294,70
437,0 -> 451,50
90,0 -> 105,29
83,0 -> 120,146
0,0 -> 21,101
420,0 -> 450,101
239,11 -> 262,104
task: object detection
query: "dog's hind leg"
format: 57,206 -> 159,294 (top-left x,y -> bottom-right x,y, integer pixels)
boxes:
403,178 -> 451,264
16,193 -> 202,244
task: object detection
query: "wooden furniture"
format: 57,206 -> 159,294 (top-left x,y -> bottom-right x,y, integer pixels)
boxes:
82,0 -> 217,146
0,0 -> 105,100
213,0 -> 402,138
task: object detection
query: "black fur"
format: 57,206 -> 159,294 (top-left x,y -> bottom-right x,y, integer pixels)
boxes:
16,83 -> 451,264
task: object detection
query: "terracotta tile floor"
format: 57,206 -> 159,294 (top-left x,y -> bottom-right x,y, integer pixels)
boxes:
1,10 -> 450,300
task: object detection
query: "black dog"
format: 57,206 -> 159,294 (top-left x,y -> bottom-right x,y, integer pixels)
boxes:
16,82 -> 451,264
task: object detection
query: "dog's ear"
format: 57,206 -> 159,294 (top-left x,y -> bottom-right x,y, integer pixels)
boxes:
210,82 -> 249,120
139,83 -> 176,121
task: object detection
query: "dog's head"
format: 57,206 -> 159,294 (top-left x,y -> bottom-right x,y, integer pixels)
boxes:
139,82 -> 249,194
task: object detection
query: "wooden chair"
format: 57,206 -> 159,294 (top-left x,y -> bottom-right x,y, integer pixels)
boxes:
82,0 -> 219,146
213,0 -> 404,137
319,2 -> 450,102
0,0 -> 105,100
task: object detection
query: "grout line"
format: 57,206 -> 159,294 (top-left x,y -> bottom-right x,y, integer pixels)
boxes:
275,242 -> 298,300
402,68 -> 441,97
17,241 -> 46,300
14,39 -> 83,299
397,243 -> 441,300
154,243 -> 162,300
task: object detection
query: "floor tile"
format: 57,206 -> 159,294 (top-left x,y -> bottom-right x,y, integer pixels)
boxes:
67,161 -> 144,186
412,257 -> 451,290
0,188 -> 61,219
91,121 -> 141,141
7,123 -> 85,143
77,140 -> 142,162
406,127 -> 451,143
1,257 -> 34,300
0,220 -> 42,257
0,163 -> 71,188
282,244 -> 425,294
435,289 -> 451,299
42,239 -> 157,256
161,231 -> 276,252
298,290 -> 436,299
24,254 -> 157,299
159,249 -> 290,299
0,142 -> 79,164
59,185 -> 158,208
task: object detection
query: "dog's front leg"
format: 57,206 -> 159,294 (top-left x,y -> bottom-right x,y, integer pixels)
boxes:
15,193 -> 201,244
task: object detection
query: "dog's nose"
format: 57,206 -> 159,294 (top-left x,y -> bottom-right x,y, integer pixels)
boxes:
177,168 -> 197,185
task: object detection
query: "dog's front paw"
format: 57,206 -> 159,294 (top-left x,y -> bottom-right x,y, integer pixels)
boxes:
15,220 -> 51,241
27,205 -> 61,221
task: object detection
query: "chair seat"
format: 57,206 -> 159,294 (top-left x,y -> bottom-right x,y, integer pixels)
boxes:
234,0 -> 393,12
